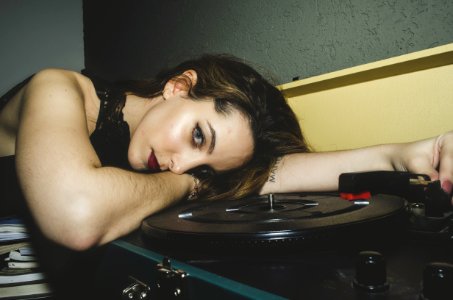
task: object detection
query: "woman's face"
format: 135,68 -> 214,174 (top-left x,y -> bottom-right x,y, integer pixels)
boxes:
128,92 -> 254,175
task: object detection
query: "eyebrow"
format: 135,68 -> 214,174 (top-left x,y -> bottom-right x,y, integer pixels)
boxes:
207,121 -> 216,154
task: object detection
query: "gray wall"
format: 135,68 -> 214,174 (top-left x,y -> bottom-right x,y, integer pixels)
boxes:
134,0 -> 453,85
1,0 -> 452,93
0,0 -> 83,95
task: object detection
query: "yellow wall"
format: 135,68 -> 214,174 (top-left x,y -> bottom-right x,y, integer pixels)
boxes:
278,44 -> 453,151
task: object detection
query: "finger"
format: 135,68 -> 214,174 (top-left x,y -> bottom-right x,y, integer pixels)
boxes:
408,157 -> 439,181
438,151 -> 453,196
404,138 -> 440,181
435,134 -> 453,204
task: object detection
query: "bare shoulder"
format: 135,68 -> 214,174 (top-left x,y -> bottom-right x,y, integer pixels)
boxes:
25,68 -> 94,99
0,69 -> 96,156
16,68 -> 102,171
23,69 -> 99,131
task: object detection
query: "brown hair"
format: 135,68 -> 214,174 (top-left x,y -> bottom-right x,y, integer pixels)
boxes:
120,54 -> 310,200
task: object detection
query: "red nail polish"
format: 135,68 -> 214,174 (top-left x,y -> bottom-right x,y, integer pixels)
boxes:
441,180 -> 452,195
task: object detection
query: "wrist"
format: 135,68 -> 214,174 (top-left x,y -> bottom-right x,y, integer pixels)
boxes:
386,143 -> 405,171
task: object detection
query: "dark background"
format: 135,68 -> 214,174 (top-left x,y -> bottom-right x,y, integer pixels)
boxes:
82,0 -> 453,84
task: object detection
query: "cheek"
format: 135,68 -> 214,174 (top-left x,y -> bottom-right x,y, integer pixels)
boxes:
157,119 -> 187,151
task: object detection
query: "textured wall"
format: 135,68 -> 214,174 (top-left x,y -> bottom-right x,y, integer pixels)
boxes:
84,0 -> 453,84
0,0 -> 84,95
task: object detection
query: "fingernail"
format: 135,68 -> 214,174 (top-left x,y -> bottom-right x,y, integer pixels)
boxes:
441,180 -> 453,195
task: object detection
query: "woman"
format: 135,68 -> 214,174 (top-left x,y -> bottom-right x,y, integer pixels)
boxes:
1,54 -> 452,252
0,54 -> 307,251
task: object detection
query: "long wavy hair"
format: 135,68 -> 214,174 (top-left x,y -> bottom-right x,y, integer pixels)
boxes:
120,54 -> 310,201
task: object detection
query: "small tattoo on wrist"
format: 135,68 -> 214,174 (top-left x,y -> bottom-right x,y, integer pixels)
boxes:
268,157 -> 282,183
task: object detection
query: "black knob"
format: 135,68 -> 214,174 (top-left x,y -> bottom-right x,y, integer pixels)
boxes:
353,251 -> 389,292
424,181 -> 451,217
421,262 -> 453,300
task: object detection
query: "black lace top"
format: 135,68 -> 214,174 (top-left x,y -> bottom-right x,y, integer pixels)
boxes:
0,74 -> 131,216
88,76 -> 131,170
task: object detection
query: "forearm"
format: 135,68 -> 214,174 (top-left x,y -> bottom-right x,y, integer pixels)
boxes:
260,143 -> 407,194
20,162 -> 192,249
82,168 -> 191,246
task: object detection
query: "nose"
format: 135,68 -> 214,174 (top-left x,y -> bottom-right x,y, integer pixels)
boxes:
169,152 -> 205,175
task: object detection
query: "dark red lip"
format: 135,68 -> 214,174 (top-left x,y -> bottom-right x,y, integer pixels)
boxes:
147,151 -> 160,172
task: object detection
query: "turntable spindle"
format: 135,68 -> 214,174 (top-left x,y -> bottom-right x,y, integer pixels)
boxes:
268,194 -> 275,210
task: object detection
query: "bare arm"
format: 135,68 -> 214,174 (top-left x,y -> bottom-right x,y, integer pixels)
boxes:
15,69 -> 192,250
260,136 -> 443,194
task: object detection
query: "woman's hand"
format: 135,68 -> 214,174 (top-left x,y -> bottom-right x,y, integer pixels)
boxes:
396,131 -> 453,198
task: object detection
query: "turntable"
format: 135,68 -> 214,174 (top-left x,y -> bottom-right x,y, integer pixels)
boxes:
94,171 -> 453,299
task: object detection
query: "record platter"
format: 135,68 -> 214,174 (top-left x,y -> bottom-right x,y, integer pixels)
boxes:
141,193 -> 407,249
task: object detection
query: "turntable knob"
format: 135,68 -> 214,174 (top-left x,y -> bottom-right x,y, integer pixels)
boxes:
421,262 -> 453,300
353,251 -> 389,292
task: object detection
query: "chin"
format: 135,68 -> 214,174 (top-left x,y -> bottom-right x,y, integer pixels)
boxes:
126,146 -> 143,169
127,154 -> 143,171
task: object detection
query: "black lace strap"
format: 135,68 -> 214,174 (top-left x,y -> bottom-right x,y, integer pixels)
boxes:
88,76 -> 131,169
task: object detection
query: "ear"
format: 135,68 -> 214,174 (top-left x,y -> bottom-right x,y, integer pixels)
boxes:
163,70 -> 198,99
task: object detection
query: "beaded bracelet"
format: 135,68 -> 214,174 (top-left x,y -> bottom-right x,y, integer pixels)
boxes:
187,175 -> 200,201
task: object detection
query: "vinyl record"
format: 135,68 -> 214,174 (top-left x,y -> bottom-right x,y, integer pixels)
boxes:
141,193 -> 406,246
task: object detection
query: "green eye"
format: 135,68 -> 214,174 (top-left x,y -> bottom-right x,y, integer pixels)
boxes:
192,124 -> 205,147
